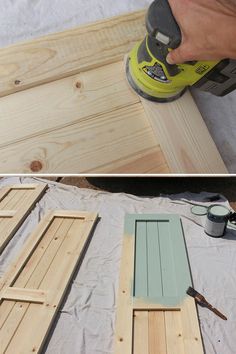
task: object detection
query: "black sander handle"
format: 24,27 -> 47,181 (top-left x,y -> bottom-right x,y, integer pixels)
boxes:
146,0 -> 182,49
146,0 -> 182,76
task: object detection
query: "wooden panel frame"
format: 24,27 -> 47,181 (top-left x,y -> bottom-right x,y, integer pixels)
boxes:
0,10 -> 146,97
0,10 -> 227,174
0,210 -> 98,353
114,214 -> 204,354
0,183 -> 47,253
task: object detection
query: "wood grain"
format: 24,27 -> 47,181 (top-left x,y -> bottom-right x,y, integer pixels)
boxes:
114,231 -> 135,354
0,184 -> 47,253
149,311 -> 167,354
0,9 -> 227,174
1,287 -> 46,304
0,211 -> 98,353
0,10 -> 146,97
0,62 -> 139,147
142,92 -> 228,173
0,103 -> 166,173
133,311 -> 149,354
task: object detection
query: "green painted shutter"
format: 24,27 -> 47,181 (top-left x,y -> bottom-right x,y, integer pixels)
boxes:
114,214 -> 203,354
131,214 -> 192,304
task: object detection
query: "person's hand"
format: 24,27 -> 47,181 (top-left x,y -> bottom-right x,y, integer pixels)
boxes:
166,0 -> 236,64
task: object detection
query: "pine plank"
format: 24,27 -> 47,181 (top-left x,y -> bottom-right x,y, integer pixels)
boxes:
141,93 -> 228,173
0,184 -> 47,253
133,311 -> 149,354
108,146 -> 170,174
0,188 -> 17,206
2,287 -> 46,304
0,11 -> 146,97
114,217 -> 136,354
0,103 -> 164,174
149,311 -> 167,354
0,211 -> 98,353
165,310 -> 185,354
0,211 -> 16,217
181,297 -> 203,354
133,299 -> 180,311
0,62 -> 139,148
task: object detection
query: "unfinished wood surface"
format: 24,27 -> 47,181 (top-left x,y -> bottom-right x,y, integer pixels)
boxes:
0,210 -> 98,354
0,61 -> 169,173
0,9 -> 227,174
114,214 -> 204,354
0,11 -> 145,98
142,94 -> 228,173
0,184 -> 47,253
1,287 -> 46,304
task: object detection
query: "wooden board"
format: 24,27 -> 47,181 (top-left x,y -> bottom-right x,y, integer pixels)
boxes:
114,214 -> 204,354
0,184 -> 47,253
0,10 -> 146,98
142,95 -> 228,173
0,10 -> 227,174
0,210 -> 98,353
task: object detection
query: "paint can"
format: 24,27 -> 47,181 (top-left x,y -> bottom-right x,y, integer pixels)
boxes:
204,205 -> 231,238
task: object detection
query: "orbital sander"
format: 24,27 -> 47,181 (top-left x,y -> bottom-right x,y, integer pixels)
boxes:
126,0 -> 236,102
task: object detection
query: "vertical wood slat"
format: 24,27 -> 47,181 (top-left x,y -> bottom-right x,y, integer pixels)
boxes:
133,311 -> 149,354
114,216 -> 136,354
165,310 -> 185,354
135,221 -> 148,297
0,211 -> 98,353
0,184 -> 47,253
158,221 -> 177,297
147,221 -> 162,298
148,311 -> 167,354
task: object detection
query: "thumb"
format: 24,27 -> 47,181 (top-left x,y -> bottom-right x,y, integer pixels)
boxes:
166,45 -> 190,64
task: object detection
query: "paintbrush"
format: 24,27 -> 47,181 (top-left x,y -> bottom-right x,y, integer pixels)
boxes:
186,287 -> 227,321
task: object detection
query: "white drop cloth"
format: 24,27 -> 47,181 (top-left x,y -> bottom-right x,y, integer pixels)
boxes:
0,177 -> 236,354
0,0 -> 235,172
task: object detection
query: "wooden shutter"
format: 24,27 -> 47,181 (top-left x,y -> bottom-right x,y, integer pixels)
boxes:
0,210 -> 98,353
0,184 -> 47,253
115,214 -> 204,354
0,11 -> 227,174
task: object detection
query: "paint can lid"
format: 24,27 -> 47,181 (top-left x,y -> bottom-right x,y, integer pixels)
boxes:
191,205 -> 208,216
208,205 -> 230,217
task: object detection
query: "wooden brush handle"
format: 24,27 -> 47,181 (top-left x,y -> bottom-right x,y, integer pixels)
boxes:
209,306 -> 227,321
195,295 -> 227,320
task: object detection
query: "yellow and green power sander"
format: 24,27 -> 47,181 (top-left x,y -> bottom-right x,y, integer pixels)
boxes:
126,0 -> 236,102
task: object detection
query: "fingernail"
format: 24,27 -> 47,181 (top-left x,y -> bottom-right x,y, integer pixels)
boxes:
166,54 -> 174,65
